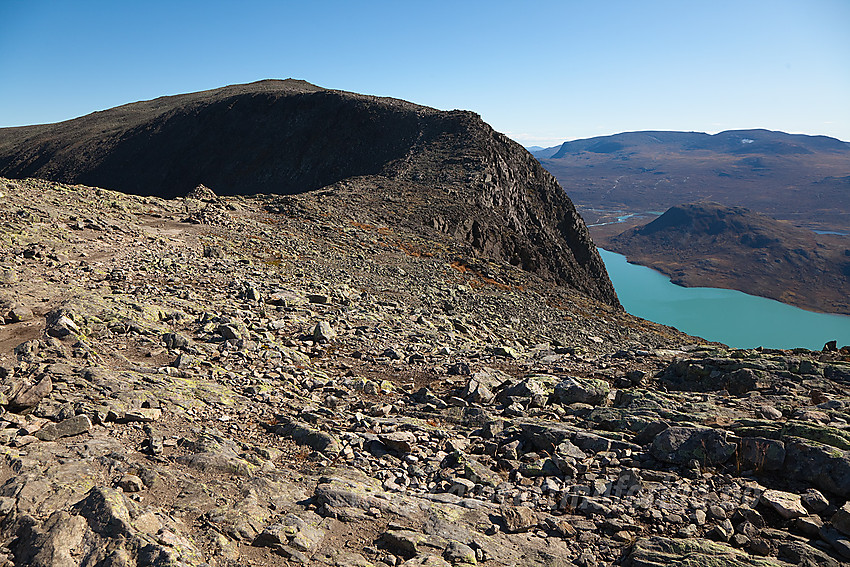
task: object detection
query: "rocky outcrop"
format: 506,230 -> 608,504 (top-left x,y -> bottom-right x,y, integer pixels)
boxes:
0,80 -> 618,306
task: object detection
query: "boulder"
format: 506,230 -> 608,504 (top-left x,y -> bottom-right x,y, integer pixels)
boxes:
783,438 -> 850,498
6,303 -> 34,323
496,374 -> 559,406
516,421 -> 578,453
759,490 -> 807,520
8,376 -> 53,411
35,414 -> 92,441
254,512 -> 325,554
501,505 -> 538,533
739,437 -> 785,471
272,421 -> 341,455
313,321 -> 336,341
554,376 -> 610,405
831,503 -> 850,536
650,426 -> 737,466
380,431 -> 417,454
45,309 -> 81,338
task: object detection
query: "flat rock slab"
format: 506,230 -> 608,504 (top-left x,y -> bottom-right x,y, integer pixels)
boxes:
760,489 -> 808,520
628,536 -> 787,567
35,414 -> 92,441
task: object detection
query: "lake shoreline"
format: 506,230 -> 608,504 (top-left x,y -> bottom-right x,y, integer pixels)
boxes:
598,248 -> 850,350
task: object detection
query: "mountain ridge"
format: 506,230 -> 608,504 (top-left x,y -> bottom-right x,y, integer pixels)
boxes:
0,80 -> 619,307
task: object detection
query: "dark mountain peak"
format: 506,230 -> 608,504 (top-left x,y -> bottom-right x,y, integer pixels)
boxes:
0,81 -> 619,307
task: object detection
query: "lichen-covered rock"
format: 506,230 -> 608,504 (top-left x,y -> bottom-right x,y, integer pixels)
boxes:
496,374 -> 559,406
554,376 -> 610,405
627,536 -> 788,567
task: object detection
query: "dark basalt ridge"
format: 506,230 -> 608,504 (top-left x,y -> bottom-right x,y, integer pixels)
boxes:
0,79 -> 618,307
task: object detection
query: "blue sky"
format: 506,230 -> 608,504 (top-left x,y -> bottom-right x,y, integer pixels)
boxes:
1,0 -> 848,147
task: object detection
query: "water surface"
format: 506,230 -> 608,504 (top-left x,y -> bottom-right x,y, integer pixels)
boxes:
599,248 -> 850,350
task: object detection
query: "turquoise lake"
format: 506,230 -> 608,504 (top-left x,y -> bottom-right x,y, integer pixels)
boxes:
598,248 -> 850,350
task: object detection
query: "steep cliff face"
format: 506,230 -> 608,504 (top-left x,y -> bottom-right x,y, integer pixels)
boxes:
0,80 -> 618,307
386,110 -> 614,304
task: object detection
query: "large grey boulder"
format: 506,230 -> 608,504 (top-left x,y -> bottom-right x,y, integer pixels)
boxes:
650,426 -> 737,466
496,374 -> 559,406
553,376 -> 610,405
35,414 -> 92,441
783,438 -> 850,498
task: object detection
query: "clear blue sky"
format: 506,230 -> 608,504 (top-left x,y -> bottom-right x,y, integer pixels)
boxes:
1,0 -> 848,147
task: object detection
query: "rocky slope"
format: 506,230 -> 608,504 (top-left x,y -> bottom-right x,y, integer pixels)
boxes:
604,202 -> 850,314
1,176 -> 850,567
0,80 -> 616,307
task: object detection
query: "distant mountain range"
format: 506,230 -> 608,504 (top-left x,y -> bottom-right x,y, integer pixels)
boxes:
551,129 -> 849,158
535,129 -> 850,234
606,202 -> 850,314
